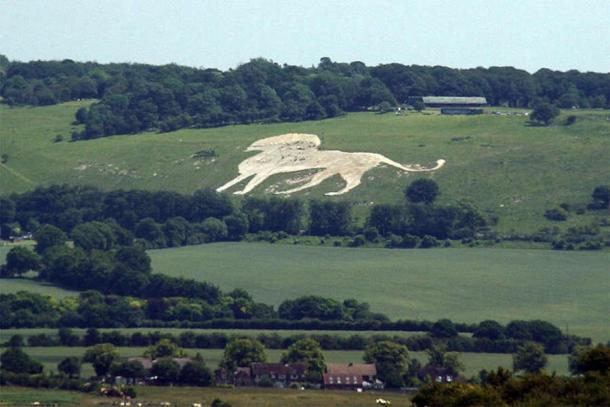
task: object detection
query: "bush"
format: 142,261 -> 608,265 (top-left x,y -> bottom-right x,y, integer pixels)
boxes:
565,115 -> 577,125
419,235 -> 439,248
430,319 -> 458,338
0,348 -> 44,374
363,227 -> 379,242
530,102 -> 560,125
257,376 -> 274,387
591,185 -> 610,209
349,235 -> 366,247
544,208 -> 568,221
401,234 -> 419,248
405,179 -> 439,204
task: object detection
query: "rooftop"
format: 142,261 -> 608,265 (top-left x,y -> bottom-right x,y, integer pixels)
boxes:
422,96 -> 487,105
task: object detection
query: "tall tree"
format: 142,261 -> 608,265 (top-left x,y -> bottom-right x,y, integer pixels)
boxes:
33,224 -> 67,254
363,341 -> 409,388
530,102 -> 560,126
83,343 -> 119,377
281,338 -> 326,382
513,343 -> 548,373
221,338 -> 266,371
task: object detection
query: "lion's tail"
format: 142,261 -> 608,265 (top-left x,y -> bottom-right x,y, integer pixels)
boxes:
381,157 -> 446,172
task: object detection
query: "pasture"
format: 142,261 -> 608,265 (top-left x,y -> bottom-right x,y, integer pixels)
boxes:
0,277 -> 77,298
0,385 -> 411,407
149,243 -> 610,342
1,102 -> 609,233
0,347 -> 570,378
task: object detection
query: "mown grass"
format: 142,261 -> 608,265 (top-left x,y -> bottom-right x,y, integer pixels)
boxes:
149,242 -> 610,342
0,346 -> 570,378
1,102 -> 608,233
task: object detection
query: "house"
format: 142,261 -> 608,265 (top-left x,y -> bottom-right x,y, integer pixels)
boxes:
251,362 -> 307,386
323,363 -> 379,389
215,366 -> 253,386
216,363 -> 306,387
233,367 -> 254,386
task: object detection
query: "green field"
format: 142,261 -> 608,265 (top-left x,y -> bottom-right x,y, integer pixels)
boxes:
0,277 -> 78,298
149,242 -> 610,342
0,346 -> 570,378
1,102 -> 608,232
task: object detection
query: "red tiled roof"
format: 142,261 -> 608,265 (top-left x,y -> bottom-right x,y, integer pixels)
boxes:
323,363 -> 377,386
325,363 -> 376,376
251,362 -> 306,376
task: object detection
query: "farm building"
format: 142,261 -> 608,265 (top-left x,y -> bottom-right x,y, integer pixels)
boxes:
251,362 -> 307,386
216,363 -> 306,387
323,362 -> 380,389
408,96 -> 487,108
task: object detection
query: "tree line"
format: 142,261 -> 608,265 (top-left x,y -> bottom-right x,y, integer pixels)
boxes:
5,318 -> 589,355
2,334 -> 608,404
0,182 -> 491,251
1,55 -> 608,139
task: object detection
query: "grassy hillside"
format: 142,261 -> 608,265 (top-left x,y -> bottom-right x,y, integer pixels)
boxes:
1,102 -> 608,232
149,243 -> 610,342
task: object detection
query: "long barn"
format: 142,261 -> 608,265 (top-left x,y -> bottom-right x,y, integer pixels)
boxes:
408,96 -> 487,107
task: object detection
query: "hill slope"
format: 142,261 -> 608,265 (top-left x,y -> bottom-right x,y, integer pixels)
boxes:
0,102 -> 608,232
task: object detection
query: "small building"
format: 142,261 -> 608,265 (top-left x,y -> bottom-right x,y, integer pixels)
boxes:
323,363 -> 379,389
251,363 -> 307,386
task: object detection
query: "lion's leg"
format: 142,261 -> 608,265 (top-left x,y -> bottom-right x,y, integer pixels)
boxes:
217,173 -> 250,193
325,172 -> 364,196
233,173 -> 271,195
275,170 -> 335,195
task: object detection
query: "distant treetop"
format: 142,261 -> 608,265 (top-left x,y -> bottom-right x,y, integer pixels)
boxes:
0,56 -> 608,140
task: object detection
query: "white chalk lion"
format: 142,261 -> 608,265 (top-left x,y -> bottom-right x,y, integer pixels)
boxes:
216,133 -> 446,196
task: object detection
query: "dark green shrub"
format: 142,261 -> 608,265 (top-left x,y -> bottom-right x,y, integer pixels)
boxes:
419,235 -> 439,248
544,208 -> 568,221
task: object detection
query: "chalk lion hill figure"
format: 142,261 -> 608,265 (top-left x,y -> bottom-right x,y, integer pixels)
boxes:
216,133 -> 446,196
